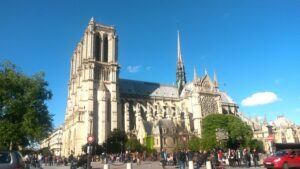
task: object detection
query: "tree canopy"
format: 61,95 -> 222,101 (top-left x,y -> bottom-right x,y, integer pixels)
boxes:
125,137 -> 144,153
187,135 -> 201,151
102,128 -> 127,153
201,114 -> 253,150
0,61 -> 53,150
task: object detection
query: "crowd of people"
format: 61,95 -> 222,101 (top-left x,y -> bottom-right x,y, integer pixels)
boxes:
159,148 -> 261,169
23,153 -> 74,169
21,147 -> 261,169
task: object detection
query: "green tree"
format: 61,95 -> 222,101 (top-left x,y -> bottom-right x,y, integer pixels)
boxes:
187,135 -> 202,151
125,137 -> 144,152
103,128 -> 127,153
0,61 -> 53,150
248,139 -> 265,153
201,114 -> 253,150
144,136 -> 154,153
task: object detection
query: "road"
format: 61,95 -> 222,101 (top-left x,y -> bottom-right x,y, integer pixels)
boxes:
33,161 -> 265,169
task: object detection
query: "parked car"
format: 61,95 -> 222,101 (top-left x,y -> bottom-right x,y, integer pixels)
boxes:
263,149 -> 300,169
0,151 -> 25,169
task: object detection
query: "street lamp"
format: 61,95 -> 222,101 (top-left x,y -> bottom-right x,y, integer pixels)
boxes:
120,141 -> 123,153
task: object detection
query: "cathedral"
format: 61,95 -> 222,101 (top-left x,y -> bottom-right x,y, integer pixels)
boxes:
61,18 -> 239,156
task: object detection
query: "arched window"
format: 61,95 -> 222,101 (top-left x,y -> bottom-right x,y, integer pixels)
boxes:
103,35 -> 108,62
94,33 -> 101,61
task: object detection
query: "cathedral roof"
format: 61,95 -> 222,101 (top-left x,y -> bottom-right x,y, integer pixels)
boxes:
154,119 -> 176,135
220,91 -> 236,104
119,79 -> 179,98
142,120 -> 153,135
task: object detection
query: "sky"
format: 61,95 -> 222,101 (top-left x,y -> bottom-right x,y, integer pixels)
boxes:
1,0 -> 300,127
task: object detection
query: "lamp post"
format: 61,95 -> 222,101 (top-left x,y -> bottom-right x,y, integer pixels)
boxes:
87,111 -> 93,169
183,135 -> 187,149
120,141 -> 123,153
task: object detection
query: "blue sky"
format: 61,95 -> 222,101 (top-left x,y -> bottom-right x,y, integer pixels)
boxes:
1,0 -> 300,127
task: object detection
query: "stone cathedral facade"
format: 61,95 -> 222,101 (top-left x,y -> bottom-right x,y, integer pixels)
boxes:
61,18 -> 239,156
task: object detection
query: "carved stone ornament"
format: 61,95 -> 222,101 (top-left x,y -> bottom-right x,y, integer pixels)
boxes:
200,95 -> 218,116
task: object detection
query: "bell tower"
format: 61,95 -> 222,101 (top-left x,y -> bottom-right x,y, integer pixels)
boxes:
82,17 -> 120,144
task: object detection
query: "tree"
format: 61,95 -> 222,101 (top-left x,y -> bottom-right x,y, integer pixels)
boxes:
187,135 -> 202,151
82,142 -> 104,155
144,136 -> 154,153
102,128 -> 127,153
248,139 -> 265,153
0,61 -> 53,150
125,138 -> 144,153
201,114 -> 253,150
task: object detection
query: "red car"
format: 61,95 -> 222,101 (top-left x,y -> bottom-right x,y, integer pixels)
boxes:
263,149 -> 300,169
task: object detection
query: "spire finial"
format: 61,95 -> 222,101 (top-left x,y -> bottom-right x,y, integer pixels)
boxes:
194,67 -> 197,81
89,17 -> 95,24
177,31 -> 183,63
204,67 -> 208,76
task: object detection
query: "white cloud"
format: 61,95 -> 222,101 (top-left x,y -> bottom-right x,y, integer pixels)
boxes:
127,65 -> 141,73
241,92 -> 280,107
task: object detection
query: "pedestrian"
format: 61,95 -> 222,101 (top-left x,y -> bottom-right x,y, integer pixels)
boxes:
253,149 -> 259,167
160,148 -> 167,169
195,151 -> 205,169
211,149 -> 219,169
178,149 -> 186,169
244,149 -> 251,168
136,152 -> 141,166
172,151 -> 177,166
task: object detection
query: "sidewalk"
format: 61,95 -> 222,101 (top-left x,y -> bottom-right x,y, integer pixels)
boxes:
35,161 -> 265,169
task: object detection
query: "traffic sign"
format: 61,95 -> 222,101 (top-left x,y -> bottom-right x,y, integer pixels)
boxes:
267,135 -> 274,141
87,135 -> 95,143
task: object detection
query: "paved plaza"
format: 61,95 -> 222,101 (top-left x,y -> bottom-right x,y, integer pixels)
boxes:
34,161 -> 265,169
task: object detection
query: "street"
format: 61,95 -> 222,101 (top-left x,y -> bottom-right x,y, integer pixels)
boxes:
33,161 -> 265,169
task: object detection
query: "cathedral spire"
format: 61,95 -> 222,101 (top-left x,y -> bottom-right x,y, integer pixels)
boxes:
214,71 -> 218,88
204,67 -> 208,76
89,17 -> 95,25
176,31 -> 186,95
177,31 -> 183,63
263,114 -> 268,125
194,67 -> 197,81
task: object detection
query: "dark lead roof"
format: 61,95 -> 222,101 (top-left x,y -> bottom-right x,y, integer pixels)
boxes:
119,79 -> 179,98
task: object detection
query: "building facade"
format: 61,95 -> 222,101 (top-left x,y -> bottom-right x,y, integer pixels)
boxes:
61,18 -> 239,156
40,127 -> 63,156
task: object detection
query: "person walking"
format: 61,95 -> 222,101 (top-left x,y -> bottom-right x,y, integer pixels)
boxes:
244,149 -> 251,168
253,149 -> 259,167
178,149 -> 186,169
160,148 -> 167,169
172,151 -> 177,166
195,151 -> 205,169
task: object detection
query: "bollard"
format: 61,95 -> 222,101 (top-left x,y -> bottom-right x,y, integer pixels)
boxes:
103,164 -> 110,169
188,161 -> 194,169
206,161 -> 212,169
126,162 -> 132,169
